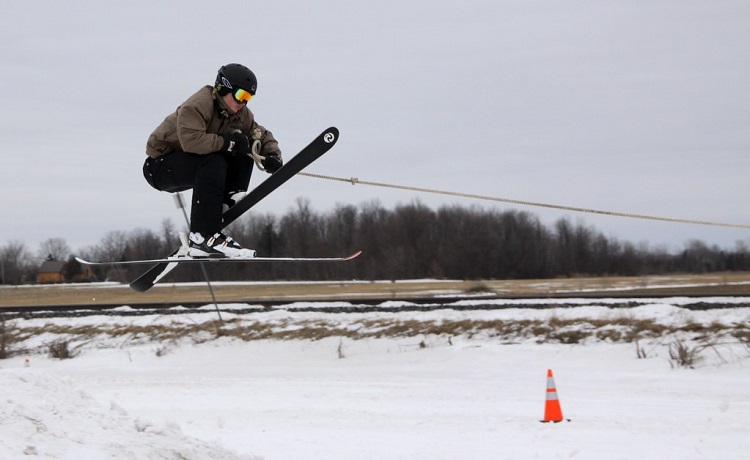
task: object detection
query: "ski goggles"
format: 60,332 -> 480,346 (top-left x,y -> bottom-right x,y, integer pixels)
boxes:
232,88 -> 254,104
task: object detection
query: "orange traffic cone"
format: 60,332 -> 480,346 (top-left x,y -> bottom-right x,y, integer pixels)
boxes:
541,369 -> 569,423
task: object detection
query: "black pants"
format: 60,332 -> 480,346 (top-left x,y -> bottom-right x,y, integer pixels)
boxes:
143,152 -> 253,235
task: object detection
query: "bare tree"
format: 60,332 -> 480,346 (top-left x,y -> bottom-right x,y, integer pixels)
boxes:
5,201 -> 750,284
160,219 -> 180,249
0,241 -> 34,284
95,231 -> 129,262
38,238 -> 71,261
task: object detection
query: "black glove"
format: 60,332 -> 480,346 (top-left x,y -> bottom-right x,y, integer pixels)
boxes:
262,154 -> 283,174
220,131 -> 250,156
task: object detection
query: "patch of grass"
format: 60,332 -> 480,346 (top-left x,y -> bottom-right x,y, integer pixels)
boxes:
732,329 -> 750,343
595,328 -> 624,342
463,283 -> 495,295
6,308 -> 750,366
668,339 -> 703,369
4,271 -> 749,308
546,328 -> 588,344
48,340 -> 81,360
0,319 -> 17,359
682,321 -> 708,334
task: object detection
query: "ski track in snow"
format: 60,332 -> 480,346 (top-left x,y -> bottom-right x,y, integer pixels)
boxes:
1,298 -> 749,459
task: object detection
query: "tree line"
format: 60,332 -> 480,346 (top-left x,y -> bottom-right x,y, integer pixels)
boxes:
1,199 -> 749,285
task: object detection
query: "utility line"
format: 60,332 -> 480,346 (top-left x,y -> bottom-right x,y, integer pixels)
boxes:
298,172 -> 750,230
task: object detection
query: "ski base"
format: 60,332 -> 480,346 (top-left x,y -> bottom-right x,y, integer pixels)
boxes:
76,251 -> 361,266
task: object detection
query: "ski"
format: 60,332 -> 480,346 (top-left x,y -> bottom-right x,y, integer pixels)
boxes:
76,251 -> 360,266
129,127 -> 340,292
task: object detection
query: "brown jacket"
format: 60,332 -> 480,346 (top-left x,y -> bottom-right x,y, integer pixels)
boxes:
145,85 -> 280,159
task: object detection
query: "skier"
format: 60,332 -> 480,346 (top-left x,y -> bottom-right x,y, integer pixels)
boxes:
142,63 -> 283,258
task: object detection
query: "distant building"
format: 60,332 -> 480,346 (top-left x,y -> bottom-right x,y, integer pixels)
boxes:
36,259 -> 95,284
37,260 -> 66,284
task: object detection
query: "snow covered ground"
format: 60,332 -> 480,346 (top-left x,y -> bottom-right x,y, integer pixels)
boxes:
2,298 -> 749,459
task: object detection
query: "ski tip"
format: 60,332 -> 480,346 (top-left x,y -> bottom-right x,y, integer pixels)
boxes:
323,127 -> 339,145
344,250 -> 363,261
129,280 -> 152,292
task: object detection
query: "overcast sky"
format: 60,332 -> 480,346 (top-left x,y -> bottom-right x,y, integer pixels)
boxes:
1,1 -> 748,255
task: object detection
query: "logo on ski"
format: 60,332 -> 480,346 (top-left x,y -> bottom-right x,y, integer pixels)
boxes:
324,132 -> 336,143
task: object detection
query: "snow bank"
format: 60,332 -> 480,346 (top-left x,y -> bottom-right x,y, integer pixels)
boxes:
0,369 -> 258,460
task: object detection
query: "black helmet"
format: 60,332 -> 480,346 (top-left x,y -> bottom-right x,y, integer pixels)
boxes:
215,63 -> 257,96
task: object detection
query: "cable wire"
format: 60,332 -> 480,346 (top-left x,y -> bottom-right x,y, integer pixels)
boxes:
298,172 -> 750,230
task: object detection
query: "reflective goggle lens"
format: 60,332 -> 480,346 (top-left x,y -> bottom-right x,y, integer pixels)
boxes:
233,88 -> 253,103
